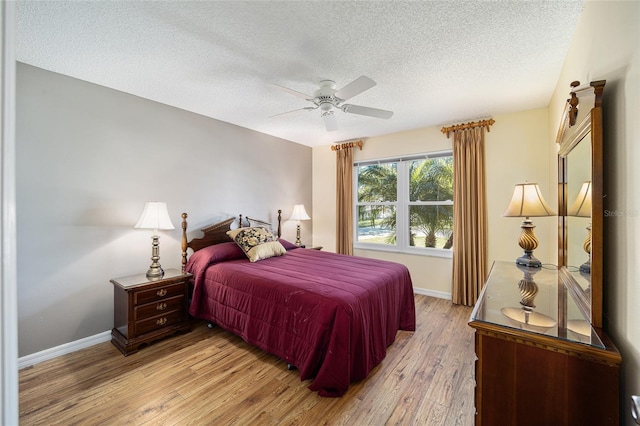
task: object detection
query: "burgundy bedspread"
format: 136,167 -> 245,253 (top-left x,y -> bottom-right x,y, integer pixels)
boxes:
187,241 -> 416,397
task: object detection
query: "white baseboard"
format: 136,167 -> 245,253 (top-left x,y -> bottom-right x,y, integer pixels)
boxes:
413,287 -> 452,300
18,330 -> 111,370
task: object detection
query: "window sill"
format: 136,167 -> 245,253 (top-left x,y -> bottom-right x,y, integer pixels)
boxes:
353,243 -> 453,259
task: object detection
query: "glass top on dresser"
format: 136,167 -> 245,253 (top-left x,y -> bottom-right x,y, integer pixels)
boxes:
470,260 -> 604,349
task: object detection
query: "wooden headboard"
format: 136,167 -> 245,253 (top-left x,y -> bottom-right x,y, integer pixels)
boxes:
181,210 -> 282,272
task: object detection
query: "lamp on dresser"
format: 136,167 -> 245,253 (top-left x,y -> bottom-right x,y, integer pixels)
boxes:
135,201 -> 175,278
568,181 -> 592,273
503,183 -> 555,268
289,204 -> 311,246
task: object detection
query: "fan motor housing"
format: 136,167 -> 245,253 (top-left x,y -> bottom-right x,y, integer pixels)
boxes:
315,81 -> 341,111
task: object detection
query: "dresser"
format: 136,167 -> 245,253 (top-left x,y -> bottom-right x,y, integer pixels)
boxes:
469,261 -> 621,426
111,268 -> 192,356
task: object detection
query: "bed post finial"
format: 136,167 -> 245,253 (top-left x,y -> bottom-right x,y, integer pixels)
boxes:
181,213 -> 188,273
277,209 -> 282,238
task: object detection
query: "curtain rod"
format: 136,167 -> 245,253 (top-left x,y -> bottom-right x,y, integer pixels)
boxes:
331,140 -> 363,151
440,118 -> 495,139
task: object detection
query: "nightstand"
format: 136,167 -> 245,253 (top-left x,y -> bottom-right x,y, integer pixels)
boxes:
111,268 -> 192,356
308,246 -> 323,250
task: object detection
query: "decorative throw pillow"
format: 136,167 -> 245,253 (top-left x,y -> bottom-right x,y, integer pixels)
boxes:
226,227 -> 286,262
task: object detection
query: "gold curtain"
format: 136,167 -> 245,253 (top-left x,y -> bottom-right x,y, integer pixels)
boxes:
333,141 -> 362,255
448,125 -> 490,306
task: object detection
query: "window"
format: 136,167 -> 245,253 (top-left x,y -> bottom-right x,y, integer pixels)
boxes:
354,151 -> 453,257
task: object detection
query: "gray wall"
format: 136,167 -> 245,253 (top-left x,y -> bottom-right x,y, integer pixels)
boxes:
16,63 -> 312,357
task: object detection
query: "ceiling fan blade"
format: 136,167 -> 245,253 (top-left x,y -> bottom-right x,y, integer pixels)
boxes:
342,104 -> 393,119
334,76 -> 376,101
322,112 -> 338,132
269,106 -> 315,118
270,84 -> 312,100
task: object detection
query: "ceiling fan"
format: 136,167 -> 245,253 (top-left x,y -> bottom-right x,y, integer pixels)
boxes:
270,76 -> 393,132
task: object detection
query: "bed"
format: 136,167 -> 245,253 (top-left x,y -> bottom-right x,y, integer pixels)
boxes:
181,212 -> 416,397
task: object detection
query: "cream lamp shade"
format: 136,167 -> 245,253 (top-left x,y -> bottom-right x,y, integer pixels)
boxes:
135,201 -> 175,231
289,204 -> 311,222
135,202 -> 174,279
503,183 -> 555,268
568,181 -> 592,217
289,204 -> 310,246
503,183 -> 556,218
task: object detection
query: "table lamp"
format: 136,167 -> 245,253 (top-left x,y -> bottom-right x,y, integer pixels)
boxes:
135,201 -> 175,278
503,183 -> 556,268
289,204 -> 310,246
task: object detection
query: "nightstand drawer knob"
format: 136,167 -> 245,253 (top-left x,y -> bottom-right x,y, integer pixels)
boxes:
156,289 -> 168,297
156,302 -> 167,311
156,317 -> 167,326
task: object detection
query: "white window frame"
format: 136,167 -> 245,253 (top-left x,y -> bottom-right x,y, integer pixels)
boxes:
353,150 -> 453,258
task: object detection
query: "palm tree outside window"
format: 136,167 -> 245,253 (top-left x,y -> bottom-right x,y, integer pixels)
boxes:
354,151 -> 453,256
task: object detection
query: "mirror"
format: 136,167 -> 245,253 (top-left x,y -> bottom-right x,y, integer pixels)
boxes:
566,136 -> 591,287
557,80 -> 605,328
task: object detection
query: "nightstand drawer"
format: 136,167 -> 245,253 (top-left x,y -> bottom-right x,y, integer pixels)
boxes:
134,282 -> 185,305
134,310 -> 184,336
134,295 -> 184,321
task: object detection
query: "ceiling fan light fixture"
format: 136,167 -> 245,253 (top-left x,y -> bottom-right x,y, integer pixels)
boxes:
322,110 -> 338,132
320,102 -> 334,112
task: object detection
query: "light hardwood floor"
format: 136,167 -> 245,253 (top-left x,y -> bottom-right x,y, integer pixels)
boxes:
19,295 -> 476,425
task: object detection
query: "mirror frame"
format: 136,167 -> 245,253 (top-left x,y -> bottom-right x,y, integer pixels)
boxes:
557,80 -> 605,328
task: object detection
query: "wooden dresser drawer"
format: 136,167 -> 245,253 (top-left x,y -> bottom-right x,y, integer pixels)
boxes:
134,295 -> 184,321
134,282 -> 185,305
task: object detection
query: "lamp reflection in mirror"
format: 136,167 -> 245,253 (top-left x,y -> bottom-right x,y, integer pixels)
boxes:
503,183 -> 556,268
135,202 -> 175,279
568,181 -> 592,274
289,204 -> 311,246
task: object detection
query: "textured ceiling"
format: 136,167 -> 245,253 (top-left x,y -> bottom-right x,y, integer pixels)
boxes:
16,1 -> 583,147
